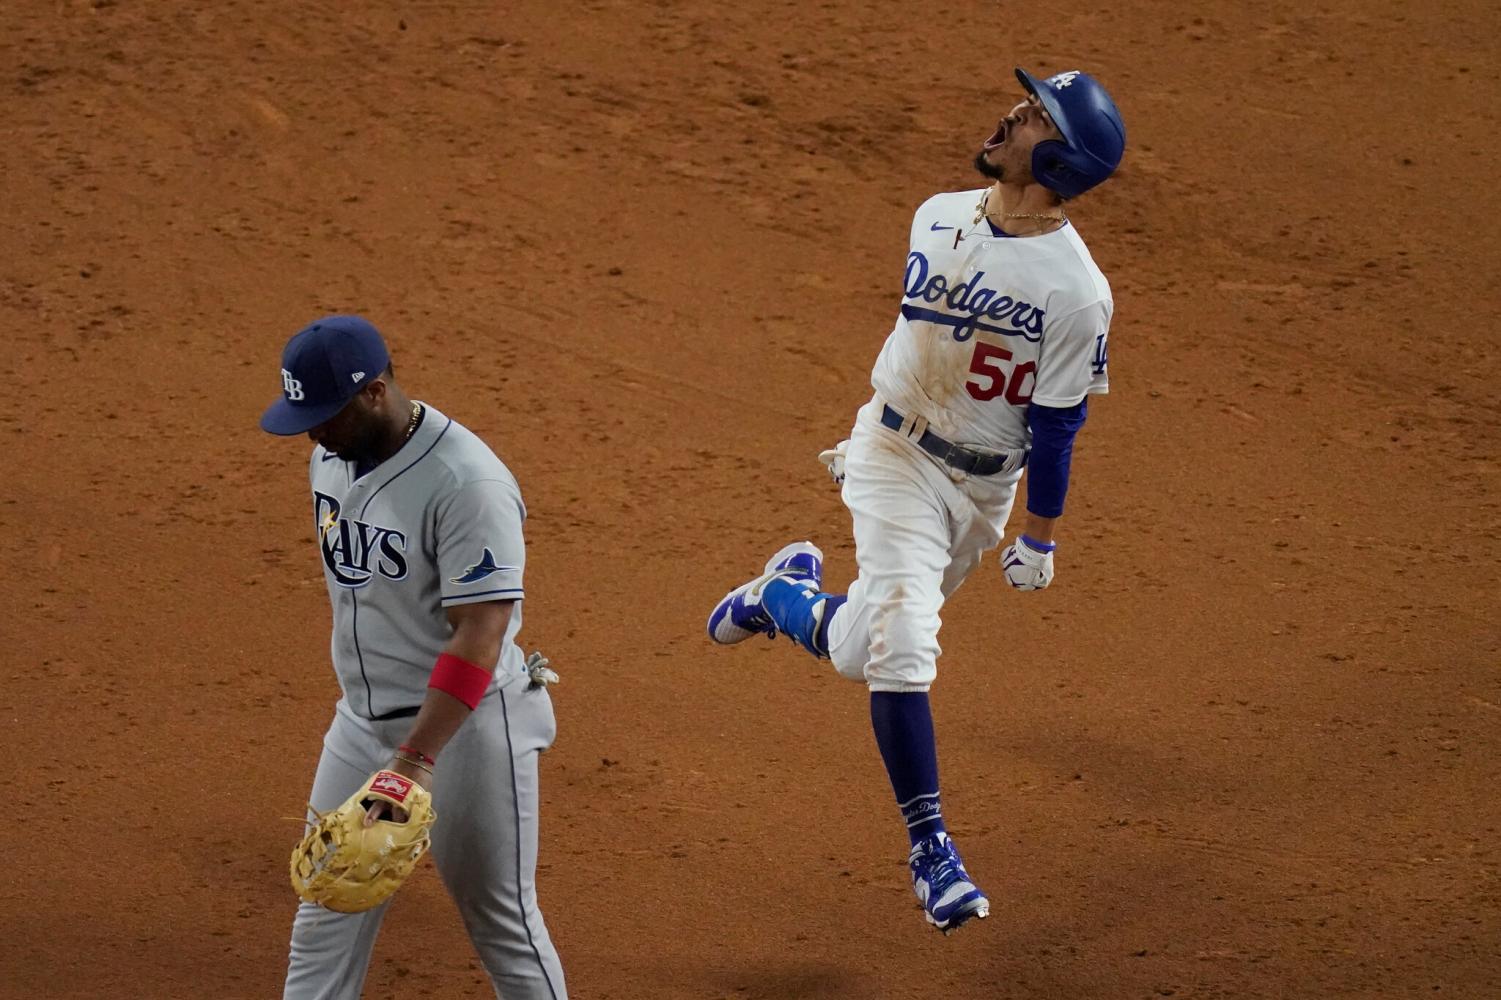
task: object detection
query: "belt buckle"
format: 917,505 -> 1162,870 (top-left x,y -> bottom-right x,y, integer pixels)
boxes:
938,438 -> 977,474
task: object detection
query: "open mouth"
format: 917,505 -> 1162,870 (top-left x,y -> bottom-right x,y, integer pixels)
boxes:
983,120 -> 1008,150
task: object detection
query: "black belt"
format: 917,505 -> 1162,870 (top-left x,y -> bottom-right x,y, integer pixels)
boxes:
880,404 -> 1025,476
370,705 -> 420,721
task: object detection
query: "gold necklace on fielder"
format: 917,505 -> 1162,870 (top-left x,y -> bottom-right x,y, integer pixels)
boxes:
403,401 -> 422,441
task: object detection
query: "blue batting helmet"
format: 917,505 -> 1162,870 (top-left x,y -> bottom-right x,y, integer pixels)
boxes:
1015,68 -> 1126,199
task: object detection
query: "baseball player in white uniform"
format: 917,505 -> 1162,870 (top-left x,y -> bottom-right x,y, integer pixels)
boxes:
708,69 -> 1127,933
261,315 -> 567,998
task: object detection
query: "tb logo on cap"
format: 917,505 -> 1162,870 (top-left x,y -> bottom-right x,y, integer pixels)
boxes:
281,368 -> 306,401
1049,71 -> 1081,89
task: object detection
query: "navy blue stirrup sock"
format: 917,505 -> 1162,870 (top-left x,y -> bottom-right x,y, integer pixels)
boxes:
761,578 -> 843,657
870,691 -> 946,845
812,594 -> 847,656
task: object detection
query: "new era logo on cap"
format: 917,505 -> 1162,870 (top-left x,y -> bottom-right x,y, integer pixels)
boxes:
259,315 -> 392,436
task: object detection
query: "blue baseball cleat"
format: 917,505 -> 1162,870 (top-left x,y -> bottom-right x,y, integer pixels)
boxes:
706,541 -> 823,644
909,832 -> 990,934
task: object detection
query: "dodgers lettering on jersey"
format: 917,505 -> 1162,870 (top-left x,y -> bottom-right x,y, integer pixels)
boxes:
870,188 -> 1113,452
307,403 -> 531,719
900,251 -> 1047,344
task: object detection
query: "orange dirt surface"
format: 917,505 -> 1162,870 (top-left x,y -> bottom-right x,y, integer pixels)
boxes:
5,1 -> 1499,998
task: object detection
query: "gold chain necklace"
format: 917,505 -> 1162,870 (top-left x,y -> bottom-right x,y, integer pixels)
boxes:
403,401 -> 422,441
973,191 -> 1066,229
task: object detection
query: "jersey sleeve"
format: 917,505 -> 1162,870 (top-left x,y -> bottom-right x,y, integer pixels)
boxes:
908,193 -> 944,248
1031,300 -> 1112,408
434,477 -> 527,607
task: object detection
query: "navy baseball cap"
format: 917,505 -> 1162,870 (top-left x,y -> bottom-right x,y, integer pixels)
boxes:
259,315 -> 391,435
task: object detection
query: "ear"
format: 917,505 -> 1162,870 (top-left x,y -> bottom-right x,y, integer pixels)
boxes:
361,376 -> 390,406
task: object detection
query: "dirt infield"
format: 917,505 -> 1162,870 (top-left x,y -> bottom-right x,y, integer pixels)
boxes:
6,1 -> 1499,997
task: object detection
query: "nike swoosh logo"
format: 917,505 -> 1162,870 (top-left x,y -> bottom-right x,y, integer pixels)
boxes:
930,223 -> 955,232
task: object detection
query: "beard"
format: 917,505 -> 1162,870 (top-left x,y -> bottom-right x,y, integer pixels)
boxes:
343,426 -> 387,464
973,149 -> 1005,181
322,412 -> 388,465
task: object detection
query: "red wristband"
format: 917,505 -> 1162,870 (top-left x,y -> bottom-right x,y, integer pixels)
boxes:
429,652 -> 492,709
397,744 -> 436,766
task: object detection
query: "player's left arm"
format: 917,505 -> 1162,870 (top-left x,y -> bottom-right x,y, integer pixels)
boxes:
369,476 -> 529,817
372,599 -> 514,809
1001,301 -> 1111,591
1020,399 -> 1089,544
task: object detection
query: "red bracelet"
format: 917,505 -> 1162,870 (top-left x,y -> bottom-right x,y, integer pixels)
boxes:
397,744 -> 436,766
428,652 -> 492,709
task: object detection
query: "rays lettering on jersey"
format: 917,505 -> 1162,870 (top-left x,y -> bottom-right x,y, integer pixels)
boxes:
312,491 -> 409,588
902,251 -> 1046,343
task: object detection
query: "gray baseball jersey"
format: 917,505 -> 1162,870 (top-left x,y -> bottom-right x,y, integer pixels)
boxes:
307,402 -> 529,719
287,400 -> 568,998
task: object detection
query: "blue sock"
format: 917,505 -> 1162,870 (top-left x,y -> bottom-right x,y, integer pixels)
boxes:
813,594 -> 847,655
870,691 -> 946,845
761,579 -> 845,658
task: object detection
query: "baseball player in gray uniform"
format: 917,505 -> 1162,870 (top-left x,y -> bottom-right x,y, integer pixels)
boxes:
260,315 -> 567,999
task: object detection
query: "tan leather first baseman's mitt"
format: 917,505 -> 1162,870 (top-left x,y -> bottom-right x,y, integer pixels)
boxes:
289,769 -> 437,913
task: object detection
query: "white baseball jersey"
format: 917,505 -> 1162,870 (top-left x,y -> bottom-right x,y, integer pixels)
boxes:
870,188 -> 1113,452
307,402 -> 529,719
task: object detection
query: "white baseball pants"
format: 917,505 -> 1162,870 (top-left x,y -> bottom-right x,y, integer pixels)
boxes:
826,398 -> 1023,691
